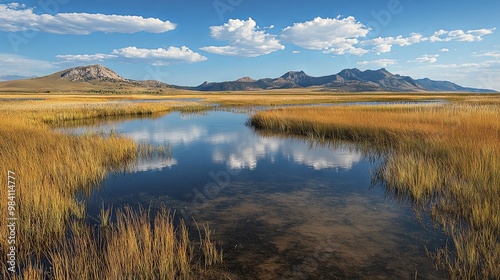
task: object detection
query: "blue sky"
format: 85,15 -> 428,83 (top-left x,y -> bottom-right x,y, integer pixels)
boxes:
1,0 -> 499,90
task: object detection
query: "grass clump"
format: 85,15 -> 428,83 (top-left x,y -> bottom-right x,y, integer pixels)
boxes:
250,103 -> 500,279
45,207 -> 222,280
0,116 -> 138,258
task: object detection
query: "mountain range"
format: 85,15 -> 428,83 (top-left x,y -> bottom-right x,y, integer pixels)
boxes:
0,65 -> 496,93
195,68 -> 496,92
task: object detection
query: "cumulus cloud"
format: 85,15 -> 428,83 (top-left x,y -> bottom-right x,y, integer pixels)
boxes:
281,16 -> 370,55
200,18 -> 284,57
372,44 -> 392,54
199,16 -> 494,58
112,46 -> 207,65
440,48 -> 450,52
428,28 -> 495,42
408,54 -> 440,64
357,59 -> 397,67
357,28 -> 493,55
57,46 -> 207,66
0,3 -> 176,34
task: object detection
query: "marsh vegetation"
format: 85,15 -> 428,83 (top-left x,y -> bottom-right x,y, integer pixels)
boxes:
1,92 -> 499,279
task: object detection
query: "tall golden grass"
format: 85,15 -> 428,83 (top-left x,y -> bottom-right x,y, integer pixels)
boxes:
0,99 -> 222,279
207,94 -> 445,107
45,207 -> 222,280
251,103 -> 500,279
199,91 -> 500,107
3,90 -> 499,107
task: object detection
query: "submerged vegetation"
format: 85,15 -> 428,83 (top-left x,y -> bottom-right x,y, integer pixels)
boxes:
251,103 -> 500,279
0,98 -> 223,279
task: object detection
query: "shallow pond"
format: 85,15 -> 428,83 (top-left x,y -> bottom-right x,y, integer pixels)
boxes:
77,109 -> 446,279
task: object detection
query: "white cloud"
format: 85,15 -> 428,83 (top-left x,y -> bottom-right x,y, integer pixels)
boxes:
200,18 -> 284,57
292,50 -> 301,54
440,48 -> 450,52
361,33 -> 424,54
55,53 -> 118,62
328,46 -> 369,56
281,16 -> 370,56
278,16 -> 493,56
0,54 -> 56,76
357,59 -> 398,67
57,46 -> 207,66
475,50 -> 500,59
0,3 -> 176,34
6,2 -> 25,9
408,54 -> 440,64
112,46 -> 207,65
372,44 -> 392,54
413,60 -> 500,70
428,28 -> 495,42
357,28 -> 493,55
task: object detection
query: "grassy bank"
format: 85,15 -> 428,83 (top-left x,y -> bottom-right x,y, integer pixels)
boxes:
0,99 -> 222,279
250,103 -> 500,279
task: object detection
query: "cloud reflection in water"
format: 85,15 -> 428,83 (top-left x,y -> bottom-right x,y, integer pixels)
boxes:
209,131 -> 362,171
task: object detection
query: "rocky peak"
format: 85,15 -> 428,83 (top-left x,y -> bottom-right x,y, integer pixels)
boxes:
59,65 -> 126,82
379,68 -> 390,74
280,70 -> 309,80
338,68 -> 362,79
236,76 -> 256,82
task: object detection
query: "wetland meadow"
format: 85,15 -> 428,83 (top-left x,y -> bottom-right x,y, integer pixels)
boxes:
0,92 -> 498,279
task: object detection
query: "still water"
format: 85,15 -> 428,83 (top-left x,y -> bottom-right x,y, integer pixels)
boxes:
78,110 -> 446,279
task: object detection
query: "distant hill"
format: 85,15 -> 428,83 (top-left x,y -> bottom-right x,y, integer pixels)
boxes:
194,68 -> 497,93
0,65 -> 176,93
0,65 -> 496,93
413,78 -> 491,93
